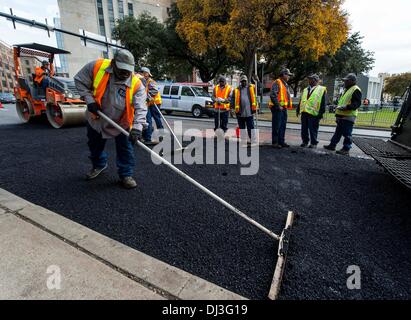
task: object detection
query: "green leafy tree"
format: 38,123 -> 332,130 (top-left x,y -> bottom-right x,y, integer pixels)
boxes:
112,13 -> 170,76
384,73 -> 411,97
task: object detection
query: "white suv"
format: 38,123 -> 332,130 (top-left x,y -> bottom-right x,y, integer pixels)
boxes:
157,83 -> 214,118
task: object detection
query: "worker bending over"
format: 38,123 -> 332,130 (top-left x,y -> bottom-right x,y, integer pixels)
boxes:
269,68 -> 293,149
297,74 -> 327,148
324,73 -> 362,155
74,49 -> 147,189
232,75 -> 258,146
140,67 -> 164,145
212,76 -> 232,135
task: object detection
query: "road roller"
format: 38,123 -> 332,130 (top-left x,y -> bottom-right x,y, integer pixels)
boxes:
13,43 -> 86,128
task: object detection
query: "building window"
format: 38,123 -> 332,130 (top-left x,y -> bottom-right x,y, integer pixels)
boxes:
118,0 -> 124,19
107,0 -> 115,35
96,0 -> 106,36
128,2 -> 133,16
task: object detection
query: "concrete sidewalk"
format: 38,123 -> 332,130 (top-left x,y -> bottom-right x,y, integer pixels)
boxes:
0,188 -> 245,300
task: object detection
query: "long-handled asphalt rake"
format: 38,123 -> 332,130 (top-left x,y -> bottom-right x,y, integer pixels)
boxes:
148,96 -> 187,154
97,110 -> 295,300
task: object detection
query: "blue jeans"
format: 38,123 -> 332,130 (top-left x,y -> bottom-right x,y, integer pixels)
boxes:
214,110 -> 229,132
271,108 -> 288,145
87,124 -> 135,178
301,112 -> 320,145
237,116 -> 255,139
330,118 -> 354,150
143,105 -> 164,141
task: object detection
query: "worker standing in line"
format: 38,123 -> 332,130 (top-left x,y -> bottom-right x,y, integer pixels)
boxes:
74,49 -> 147,189
34,60 -> 53,91
269,68 -> 293,149
140,67 -> 164,145
296,74 -> 327,149
232,75 -> 258,146
324,73 -> 362,155
212,76 -> 232,135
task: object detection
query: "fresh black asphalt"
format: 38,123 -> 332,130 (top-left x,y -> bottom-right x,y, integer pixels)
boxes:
0,121 -> 410,299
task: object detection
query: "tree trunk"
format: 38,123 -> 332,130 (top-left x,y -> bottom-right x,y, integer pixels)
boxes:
244,46 -> 257,81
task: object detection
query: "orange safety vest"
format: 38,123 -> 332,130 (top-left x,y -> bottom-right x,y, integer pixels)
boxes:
146,78 -> 162,106
234,86 -> 257,114
34,66 -> 46,84
269,79 -> 293,110
92,59 -> 141,129
214,84 -> 232,110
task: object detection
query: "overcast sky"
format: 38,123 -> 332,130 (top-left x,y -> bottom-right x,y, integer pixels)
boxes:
0,0 -> 410,76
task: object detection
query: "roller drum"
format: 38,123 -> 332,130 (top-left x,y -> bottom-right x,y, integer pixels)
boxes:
16,98 -> 33,123
46,103 -> 87,129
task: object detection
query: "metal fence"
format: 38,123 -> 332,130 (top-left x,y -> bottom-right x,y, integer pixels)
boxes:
258,101 -> 400,129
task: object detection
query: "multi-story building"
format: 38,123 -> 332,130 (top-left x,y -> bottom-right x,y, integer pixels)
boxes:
0,40 -> 15,94
57,0 -> 173,77
54,17 -> 69,77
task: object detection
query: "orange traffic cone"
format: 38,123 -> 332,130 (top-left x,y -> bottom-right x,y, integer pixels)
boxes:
236,126 -> 240,138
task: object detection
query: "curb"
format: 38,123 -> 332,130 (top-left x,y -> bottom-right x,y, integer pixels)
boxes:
0,188 -> 246,300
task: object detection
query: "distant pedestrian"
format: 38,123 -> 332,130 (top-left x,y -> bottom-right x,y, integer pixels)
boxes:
269,68 -> 293,148
324,73 -> 362,155
297,74 -> 327,149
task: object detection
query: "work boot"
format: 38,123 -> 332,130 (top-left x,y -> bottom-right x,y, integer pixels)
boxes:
86,164 -> 108,180
143,140 -> 159,146
280,143 -> 290,148
272,143 -> 282,149
309,144 -> 318,149
121,176 -> 137,189
300,143 -> 308,148
336,149 -> 350,156
323,145 -> 336,151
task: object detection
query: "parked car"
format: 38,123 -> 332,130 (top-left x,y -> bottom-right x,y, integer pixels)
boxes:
157,83 -> 214,118
0,92 -> 16,104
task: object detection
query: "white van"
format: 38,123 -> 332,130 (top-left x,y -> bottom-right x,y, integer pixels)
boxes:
157,83 -> 214,118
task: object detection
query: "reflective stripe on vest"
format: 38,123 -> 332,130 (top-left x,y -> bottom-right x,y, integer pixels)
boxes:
92,59 -> 141,128
214,85 -> 231,110
234,86 -> 257,113
146,79 -> 162,106
269,79 -> 293,109
300,85 -> 326,116
336,85 -> 361,118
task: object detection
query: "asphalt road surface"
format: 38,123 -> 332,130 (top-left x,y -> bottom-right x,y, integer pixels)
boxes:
0,105 -> 410,299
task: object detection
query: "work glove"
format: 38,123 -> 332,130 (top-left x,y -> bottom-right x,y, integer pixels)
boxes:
129,129 -> 142,146
87,102 -> 99,116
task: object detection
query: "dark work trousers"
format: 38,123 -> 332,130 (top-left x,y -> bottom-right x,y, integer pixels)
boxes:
87,123 -> 135,178
214,109 -> 229,132
301,112 -> 320,145
237,116 -> 255,139
271,108 -> 288,145
330,118 -> 355,150
143,105 -> 164,142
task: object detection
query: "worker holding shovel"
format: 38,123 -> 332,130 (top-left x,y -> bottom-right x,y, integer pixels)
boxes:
74,49 -> 147,189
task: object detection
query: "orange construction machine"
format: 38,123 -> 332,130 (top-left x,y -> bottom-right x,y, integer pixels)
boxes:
14,43 -> 86,128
